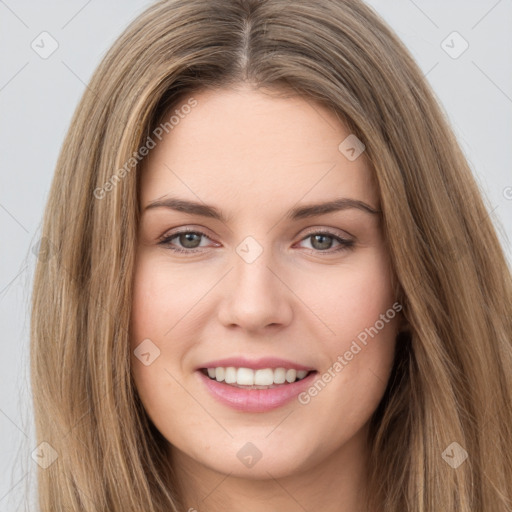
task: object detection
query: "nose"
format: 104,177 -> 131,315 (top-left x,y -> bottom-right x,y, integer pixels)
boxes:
217,245 -> 294,333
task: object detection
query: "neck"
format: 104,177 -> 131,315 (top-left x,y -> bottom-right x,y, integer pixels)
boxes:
169,424 -> 372,512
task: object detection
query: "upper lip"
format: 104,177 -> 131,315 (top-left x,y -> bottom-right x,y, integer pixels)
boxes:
197,357 -> 315,372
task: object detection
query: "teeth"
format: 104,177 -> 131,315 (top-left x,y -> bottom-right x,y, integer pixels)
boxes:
285,369 -> 296,383
274,367 -> 286,384
254,368 -> 274,386
225,367 -> 237,384
237,367 -> 254,385
206,367 -> 311,386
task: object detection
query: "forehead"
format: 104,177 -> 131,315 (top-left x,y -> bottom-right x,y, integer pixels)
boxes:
140,86 -> 378,215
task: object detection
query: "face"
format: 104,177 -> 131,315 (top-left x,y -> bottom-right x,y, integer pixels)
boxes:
130,85 -> 401,481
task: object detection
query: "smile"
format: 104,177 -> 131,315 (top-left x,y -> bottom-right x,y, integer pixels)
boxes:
201,366 -> 311,387
197,363 -> 318,412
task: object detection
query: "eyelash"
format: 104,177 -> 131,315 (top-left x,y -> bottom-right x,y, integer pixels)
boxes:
157,228 -> 355,255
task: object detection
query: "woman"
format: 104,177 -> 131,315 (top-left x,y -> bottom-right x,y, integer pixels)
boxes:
30,0 -> 512,510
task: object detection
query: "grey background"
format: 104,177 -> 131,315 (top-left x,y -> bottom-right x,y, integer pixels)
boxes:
1,1 -> 511,509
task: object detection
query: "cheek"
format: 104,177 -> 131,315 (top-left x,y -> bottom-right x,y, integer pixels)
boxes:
129,254 -> 208,427
299,249 -> 398,410
130,257 -> 161,345
312,250 -> 397,349
129,258 -> 174,410
130,254 -> 199,344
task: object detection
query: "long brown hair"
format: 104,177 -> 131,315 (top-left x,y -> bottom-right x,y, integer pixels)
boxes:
30,0 -> 512,510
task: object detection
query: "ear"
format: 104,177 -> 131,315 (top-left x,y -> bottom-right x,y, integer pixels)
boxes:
395,303 -> 411,334
393,285 -> 410,334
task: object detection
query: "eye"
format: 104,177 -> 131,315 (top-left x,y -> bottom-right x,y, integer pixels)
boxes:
158,228 -> 354,255
158,228 -> 216,254
295,230 -> 354,254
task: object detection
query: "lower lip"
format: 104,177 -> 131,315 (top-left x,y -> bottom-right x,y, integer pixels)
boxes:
197,370 -> 317,412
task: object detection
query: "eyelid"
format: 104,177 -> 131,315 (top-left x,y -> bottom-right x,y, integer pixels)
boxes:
158,224 -> 355,255
298,225 -> 354,240
158,225 -> 217,242
158,226 -> 352,244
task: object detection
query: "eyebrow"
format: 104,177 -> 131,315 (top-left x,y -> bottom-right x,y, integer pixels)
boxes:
143,196 -> 381,222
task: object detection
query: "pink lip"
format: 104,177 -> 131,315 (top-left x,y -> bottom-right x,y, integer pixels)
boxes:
197,357 -> 314,371
197,370 -> 317,413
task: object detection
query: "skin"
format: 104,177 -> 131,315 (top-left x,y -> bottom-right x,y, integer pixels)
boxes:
130,84 -> 402,512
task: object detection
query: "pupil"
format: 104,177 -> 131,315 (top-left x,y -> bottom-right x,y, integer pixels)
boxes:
312,234 -> 332,250
181,233 -> 200,248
